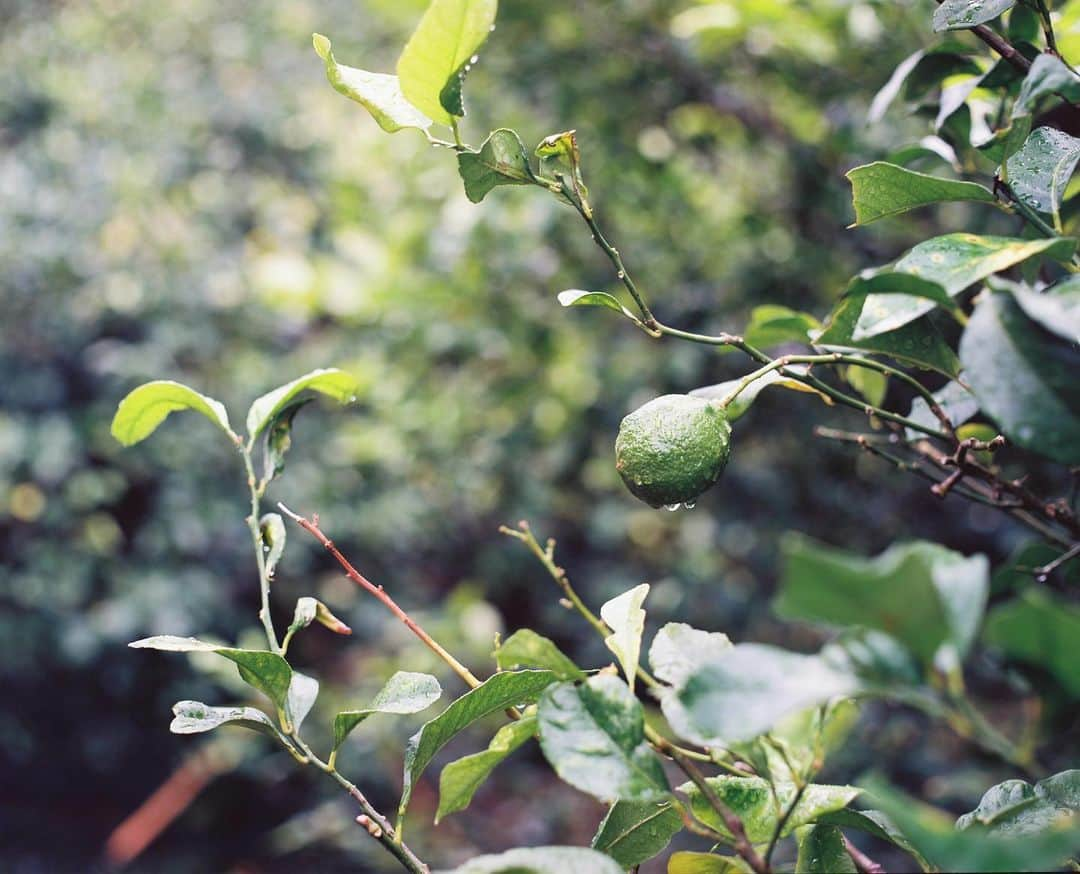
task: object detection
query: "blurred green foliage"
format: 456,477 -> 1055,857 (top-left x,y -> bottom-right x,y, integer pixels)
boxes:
2,0 -> 1076,869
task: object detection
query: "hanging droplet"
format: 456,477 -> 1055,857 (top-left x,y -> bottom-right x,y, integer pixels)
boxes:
470,54 -> 479,64
683,500 -> 696,509
664,503 -> 680,511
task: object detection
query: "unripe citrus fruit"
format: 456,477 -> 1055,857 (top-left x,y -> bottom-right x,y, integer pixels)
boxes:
615,394 -> 732,508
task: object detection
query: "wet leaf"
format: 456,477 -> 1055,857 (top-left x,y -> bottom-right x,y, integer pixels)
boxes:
846,162 -> 995,225
795,824 -> 856,873
957,770 -> 1080,836
1005,126 -> 1080,216
933,0 -> 1016,32
1014,53 -> 1080,118
592,798 -> 683,869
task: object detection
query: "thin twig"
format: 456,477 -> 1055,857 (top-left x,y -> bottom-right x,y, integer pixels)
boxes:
1033,541 -> 1080,581
765,782 -> 807,866
844,836 -> 887,874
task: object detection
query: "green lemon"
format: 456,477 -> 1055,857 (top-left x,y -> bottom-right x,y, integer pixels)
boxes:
615,394 -> 732,508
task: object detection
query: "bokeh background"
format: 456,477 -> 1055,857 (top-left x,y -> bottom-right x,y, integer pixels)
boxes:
2,0 -> 1076,870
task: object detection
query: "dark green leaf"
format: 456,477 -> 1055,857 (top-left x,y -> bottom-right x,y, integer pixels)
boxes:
286,671 -> 318,732
169,700 -> 280,738
817,807 -> 932,871
1014,53 -> 1080,118
262,398 -> 311,483
648,622 -> 732,687
396,0 -> 499,126
743,304 -> 820,349
846,162 -> 995,225
111,381 -> 233,446
458,129 -> 536,203
600,583 -> 649,691
680,775 -> 859,842
933,0 -> 1016,32
495,629 -> 585,680
333,671 -> 443,750
977,114 -> 1031,164
1009,277 -> 1080,343
666,644 -> 859,745
312,34 -> 431,133
400,670 -> 556,815
795,824 -> 856,873
435,846 -> 624,874
1006,126 -> 1080,216
245,368 -> 359,440
960,290 -> 1080,464
777,535 -> 989,666
436,715 -> 537,821
984,588 -> 1080,697
591,799 -> 683,869
537,674 -> 668,803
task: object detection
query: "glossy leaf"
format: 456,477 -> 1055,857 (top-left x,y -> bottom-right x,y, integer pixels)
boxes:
259,512 -> 286,580
984,588 -> 1080,696
795,825 -> 856,873
600,583 -> 648,692
169,700 -> 279,737
861,775 -> 1080,872
743,304 -> 820,349
436,715 -> 537,821
312,34 -> 431,133
843,270 -> 957,340
1005,126 -> 1080,216
648,622 -> 732,687
396,0 -> 499,126
400,670 -> 556,815
537,674 -> 668,803
961,290 -> 1080,464
495,629 -> 585,680
957,770 -> 1080,836
666,644 -> 859,746
130,637 -> 293,712
111,380 -> 232,446
846,162 -> 994,225
436,846 -> 623,874
458,129 -> 536,203
592,798 -> 683,869
245,368 -> 359,440
1014,53 -> 1080,118
286,671 -> 318,732
667,852 -> 753,873
1009,277 -> 1080,343
777,535 -> 989,666
933,0 -> 1016,32
680,775 -> 859,842
690,367 -> 833,420
557,289 -> 638,322
334,671 -> 443,750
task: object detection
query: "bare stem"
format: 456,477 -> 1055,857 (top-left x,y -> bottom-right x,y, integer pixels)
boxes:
240,447 -> 280,654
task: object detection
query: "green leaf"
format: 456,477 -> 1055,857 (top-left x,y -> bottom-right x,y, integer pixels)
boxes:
259,513 -> 286,580
557,289 -> 639,323
1014,53 -> 1080,118
861,775 -> 1080,872
841,270 -> 958,340
436,715 -> 538,821
262,398 -> 311,484
689,367 -> 834,421
743,304 -> 820,349
169,700 -> 280,738
845,365 -> 887,407
817,807 -> 932,871
435,846 -> 624,874
1009,277 -> 1080,343
667,852 -> 754,873
600,583 -> 649,692
400,670 -> 556,815
666,644 -> 859,746
286,671 -> 318,732
312,34 -> 431,133
537,674 -> 669,803
591,799 -> 683,869
795,825 -> 856,873
130,637 -> 293,713
495,629 -> 585,680
906,381 -> 978,440
984,588 -> 1080,697
396,0 -> 499,126
960,289 -> 1080,464
245,368 -> 359,441
111,380 -> 233,447
648,622 -> 732,687
977,114 -> 1032,164
458,129 -> 537,203
333,671 -> 443,750
846,162 -> 995,225
933,0 -> 1016,32
957,770 -> 1080,836
680,775 -> 860,842
1005,126 -> 1080,216
777,536 -> 989,666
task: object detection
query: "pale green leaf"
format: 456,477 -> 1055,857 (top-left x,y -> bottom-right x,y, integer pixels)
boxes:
1014,53 -> 1080,118
312,34 -> 431,133
396,0 -> 499,126
495,629 -> 585,680
592,799 -> 683,869
557,289 -> 638,322
933,0 -> 1016,32
436,715 -> 537,821
333,671 -> 443,750
259,512 -> 286,580
169,700 -> 280,738
846,162 -> 995,225
743,304 -> 820,349
245,368 -> 359,440
286,671 -> 319,732
648,622 -> 732,687
435,846 -> 624,874
667,851 -> 753,873
111,380 -> 233,446
689,367 -> 833,421
600,583 -> 649,692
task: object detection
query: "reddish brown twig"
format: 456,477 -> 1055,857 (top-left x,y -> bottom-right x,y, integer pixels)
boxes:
844,836 -> 886,874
